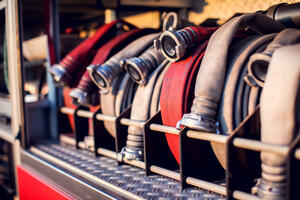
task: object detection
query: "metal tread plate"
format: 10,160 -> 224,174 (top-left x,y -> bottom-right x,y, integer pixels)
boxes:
32,142 -> 225,200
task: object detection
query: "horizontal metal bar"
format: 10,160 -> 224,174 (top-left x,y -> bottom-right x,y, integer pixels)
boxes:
78,141 -> 95,151
59,107 -> 300,159
77,110 -> 93,118
149,165 -> 180,180
150,124 -> 179,135
120,118 -> 144,128
0,0 -> 6,11
60,107 -> 75,115
0,123 -> 15,143
186,177 -> 226,195
59,134 -> 76,145
95,113 -> 116,122
186,131 -> 227,144
233,138 -> 289,156
186,130 -> 290,157
98,148 -> 117,160
232,190 -> 262,200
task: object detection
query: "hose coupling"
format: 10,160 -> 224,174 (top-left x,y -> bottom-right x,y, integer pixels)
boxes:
177,113 -> 217,133
87,63 -> 119,94
49,64 -> 72,86
69,88 -> 98,107
121,146 -> 144,161
124,47 -> 164,85
154,27 -> 199,62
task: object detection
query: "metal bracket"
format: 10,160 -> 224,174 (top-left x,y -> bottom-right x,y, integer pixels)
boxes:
74,106 -> 89,149
144,111 -> 178,176
115,106 -> 131,165
180,127 -> 224,190
92,107 -> 115,157
226,106 -> 261,200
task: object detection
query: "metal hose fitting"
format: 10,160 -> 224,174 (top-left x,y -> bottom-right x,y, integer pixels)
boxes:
123,46 -> 165,85
68,88 -> 99,107
177,14 -> 285,133
265,3 -> 300,28
49,20 -> 135,87
154,26 -> 216,62
258,44 -> 300,199
121,61 -> 169,161
49,64 -> 72,86
88,33 -> 160,94
248,28 -> 300,87
162,12 -> 195,31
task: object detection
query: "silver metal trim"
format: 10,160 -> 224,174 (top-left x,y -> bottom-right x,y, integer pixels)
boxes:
22,150 -> 118,200
30,147 -> 146,200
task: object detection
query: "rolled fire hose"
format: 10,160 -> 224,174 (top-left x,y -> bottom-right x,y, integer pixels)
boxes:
213,34 -> 276,172
160,41 -> 225,180
69,28 -> 156,106
123,45 -> 165,85
97,33 -> 160,137
258,44 -> 300,199
178,13 -> 285,133
88,32 -> 160,94
49,19 -> 136,87
62,28 -> 154,133
248,28 -> 300,87
122,60 -> 170,160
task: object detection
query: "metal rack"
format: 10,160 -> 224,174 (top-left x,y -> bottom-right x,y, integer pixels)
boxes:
6,0 -> 299,199
57,104 -> 300,200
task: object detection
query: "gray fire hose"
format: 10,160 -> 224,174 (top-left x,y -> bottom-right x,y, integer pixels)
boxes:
258,44 -> 300,199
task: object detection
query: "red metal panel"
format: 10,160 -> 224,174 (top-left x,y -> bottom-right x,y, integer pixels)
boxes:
18,166 -> 73,200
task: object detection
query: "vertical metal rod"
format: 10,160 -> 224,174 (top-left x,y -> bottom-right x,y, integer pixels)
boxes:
45,0 -> 61,140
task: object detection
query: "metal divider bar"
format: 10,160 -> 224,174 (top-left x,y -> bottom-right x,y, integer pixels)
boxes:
60,107 -> 299,159
60,107 -> 75,115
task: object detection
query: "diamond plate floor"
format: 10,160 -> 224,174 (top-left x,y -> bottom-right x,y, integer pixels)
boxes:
33,143 -> 225,200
